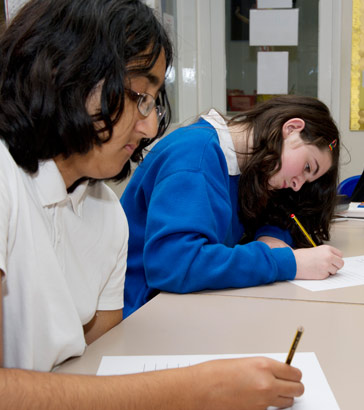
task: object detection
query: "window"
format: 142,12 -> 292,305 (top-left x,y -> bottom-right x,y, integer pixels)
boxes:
225,0 -> 319,113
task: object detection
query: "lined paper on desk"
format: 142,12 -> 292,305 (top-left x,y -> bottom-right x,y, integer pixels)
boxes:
97,352 -> 339,409
291,255 -> 364,291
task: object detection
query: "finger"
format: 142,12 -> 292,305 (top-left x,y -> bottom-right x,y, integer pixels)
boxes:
329,256 -> 345,274
328,265 -> 338,275
275,378 -> 305,397
270,361 -> 302,382
270,396 -> 295,409
329,246 -> 343,258
334,256 -> 345,270
271,395 -> 302,409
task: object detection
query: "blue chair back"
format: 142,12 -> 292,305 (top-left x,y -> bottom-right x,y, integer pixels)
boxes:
337,175 -> 361,197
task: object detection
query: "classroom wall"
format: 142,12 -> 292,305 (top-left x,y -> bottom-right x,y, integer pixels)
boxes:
109,0 -> 363,198
338,0 -> 364,181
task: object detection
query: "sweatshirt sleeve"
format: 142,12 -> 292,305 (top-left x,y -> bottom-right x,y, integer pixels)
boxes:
254,225 -> 295,247
143,169 -> 296,294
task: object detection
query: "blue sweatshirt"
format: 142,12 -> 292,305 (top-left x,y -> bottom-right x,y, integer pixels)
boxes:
121,113 -> 296,318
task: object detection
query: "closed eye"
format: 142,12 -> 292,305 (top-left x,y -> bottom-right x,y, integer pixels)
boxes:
312,159 -> 319,176
305,159 -> 320,182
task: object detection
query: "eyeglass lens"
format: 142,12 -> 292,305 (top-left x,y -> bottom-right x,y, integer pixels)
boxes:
138,94 -> 155,117
138,93 -> 165,124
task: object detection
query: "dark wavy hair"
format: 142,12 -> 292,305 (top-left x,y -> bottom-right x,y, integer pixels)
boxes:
0,0 -> 173,182
227,95 -> 340,248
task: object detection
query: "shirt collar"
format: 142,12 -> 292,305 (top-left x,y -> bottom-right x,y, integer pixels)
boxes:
33,160 -> 89,216
201,109 -> 240,176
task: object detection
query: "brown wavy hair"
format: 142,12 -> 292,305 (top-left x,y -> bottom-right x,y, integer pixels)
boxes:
227,95 -> 340,248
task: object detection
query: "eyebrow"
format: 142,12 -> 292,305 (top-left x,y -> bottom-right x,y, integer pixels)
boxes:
145,73 -> 162,86
312,159 -> 319,176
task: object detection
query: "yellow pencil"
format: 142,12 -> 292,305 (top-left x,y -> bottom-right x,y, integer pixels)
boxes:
286,326 -> 304,365
290,214 -> 317,247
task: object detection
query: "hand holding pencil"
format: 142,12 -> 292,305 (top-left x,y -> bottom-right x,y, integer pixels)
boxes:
290,214 -> 344,280
293,245 -> 344,280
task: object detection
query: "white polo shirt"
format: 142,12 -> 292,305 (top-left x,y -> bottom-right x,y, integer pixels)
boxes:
0,140 -> 127,371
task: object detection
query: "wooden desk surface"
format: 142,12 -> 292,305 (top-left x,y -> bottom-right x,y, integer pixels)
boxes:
56,292 -> 364,410
203,219 -> 364,304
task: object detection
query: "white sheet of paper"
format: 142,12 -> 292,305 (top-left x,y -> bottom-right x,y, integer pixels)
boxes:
335,202 -> 364,219
257,0 -> 293,8
97,352 -> 339,409
291,255 -> 364,291
249,9 -> 299,46
257,51 -> 288,94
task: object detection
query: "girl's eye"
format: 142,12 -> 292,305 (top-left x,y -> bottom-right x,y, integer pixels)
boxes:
305,163 -> 311,173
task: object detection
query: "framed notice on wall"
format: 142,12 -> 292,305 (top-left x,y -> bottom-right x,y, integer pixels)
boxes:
350,0 -> 364,130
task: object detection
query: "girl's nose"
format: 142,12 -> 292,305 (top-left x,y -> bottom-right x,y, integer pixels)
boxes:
135,109 -> 159,139
291,175 -> 305,192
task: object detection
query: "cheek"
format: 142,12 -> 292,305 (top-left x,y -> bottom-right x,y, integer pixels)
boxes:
113,102 -> 139,133
113,117 -> 136,142
280,156 -> 302,177
267,170 -> 281,189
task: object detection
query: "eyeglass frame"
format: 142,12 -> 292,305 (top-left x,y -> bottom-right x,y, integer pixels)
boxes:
125,88 -> 166,124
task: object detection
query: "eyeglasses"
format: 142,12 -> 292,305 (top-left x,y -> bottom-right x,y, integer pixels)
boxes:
126,89 -> 166,124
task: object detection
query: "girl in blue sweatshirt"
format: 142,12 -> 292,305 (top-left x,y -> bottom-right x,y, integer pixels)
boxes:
121,95 -> 344,318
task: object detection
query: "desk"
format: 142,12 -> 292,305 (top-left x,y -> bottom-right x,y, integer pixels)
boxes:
328,219 -> 364,255
203,219 -> 364,305
56,292 -> 364,410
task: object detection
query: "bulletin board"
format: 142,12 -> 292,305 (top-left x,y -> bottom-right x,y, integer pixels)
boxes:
350,0 -> 364,130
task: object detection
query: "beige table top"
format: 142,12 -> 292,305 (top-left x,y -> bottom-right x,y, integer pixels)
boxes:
202,219 -> 364,304
56,292 -> 364,410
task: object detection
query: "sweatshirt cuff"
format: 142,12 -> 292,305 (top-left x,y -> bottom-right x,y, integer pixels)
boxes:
270,247 -> 297,281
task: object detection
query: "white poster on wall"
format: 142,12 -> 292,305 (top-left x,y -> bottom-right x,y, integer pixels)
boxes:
257,0 -> 293,8
249,9 -> 299,46
257,51 -> 288,95
5,0 -> 28,20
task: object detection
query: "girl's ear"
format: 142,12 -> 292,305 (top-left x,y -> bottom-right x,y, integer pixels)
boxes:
282,118 -> 305,139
